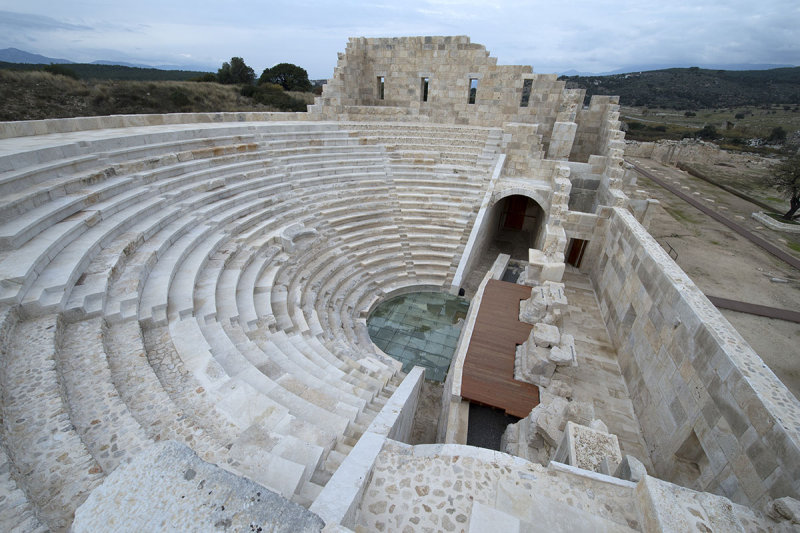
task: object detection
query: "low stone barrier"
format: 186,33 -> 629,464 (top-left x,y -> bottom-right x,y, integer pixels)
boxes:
752,211 -> 800,234
309,366 -> 424,529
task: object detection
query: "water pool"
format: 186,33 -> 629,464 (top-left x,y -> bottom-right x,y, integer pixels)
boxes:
366,291 -> 470,381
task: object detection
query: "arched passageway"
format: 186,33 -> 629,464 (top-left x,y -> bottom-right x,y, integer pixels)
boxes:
460,194 -> 546,293
491,194 -> 545,260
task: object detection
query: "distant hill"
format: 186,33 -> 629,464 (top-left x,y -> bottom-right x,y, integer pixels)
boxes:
560,67 -> 800,109
0,47 -> 73,64
0,61 -> 211,82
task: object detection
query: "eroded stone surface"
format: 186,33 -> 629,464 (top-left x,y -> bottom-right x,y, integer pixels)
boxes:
73,441 -> 324,532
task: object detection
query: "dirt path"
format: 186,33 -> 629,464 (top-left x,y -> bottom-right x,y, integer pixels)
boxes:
625,157 -> 800,400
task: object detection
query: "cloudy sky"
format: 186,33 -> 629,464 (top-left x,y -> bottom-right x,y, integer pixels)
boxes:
1,0 -> 798,77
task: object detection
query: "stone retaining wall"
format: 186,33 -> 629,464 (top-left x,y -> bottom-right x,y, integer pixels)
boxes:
624,138 -> 778,168
589,207 -> 800,508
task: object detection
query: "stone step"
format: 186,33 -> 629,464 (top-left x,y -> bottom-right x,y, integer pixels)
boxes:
57,318 -> 152,473
102,320 -> 234,464
0,315 -> 104,531
0,445 -> 47,532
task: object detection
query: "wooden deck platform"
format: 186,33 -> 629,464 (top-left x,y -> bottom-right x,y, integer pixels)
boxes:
461,279 -> 539,418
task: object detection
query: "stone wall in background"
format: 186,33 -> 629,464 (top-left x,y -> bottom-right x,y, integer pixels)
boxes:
624,138 -> 779,168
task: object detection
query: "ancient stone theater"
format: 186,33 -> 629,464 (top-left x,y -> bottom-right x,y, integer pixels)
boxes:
0,36 -> 798,531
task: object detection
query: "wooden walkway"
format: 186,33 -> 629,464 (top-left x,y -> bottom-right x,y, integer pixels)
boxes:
461,279 -> 539,418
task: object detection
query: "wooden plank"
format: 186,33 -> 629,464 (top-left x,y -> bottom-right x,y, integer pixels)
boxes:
461,279 -> 539,418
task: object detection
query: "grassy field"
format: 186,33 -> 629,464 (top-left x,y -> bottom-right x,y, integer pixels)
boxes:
621,104 -> 800,152
0,70 -> 314,121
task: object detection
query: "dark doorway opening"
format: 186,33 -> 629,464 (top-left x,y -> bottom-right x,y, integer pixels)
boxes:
566,238 -> 588,268
466,402 -> 520,451
503,195 -> 528,230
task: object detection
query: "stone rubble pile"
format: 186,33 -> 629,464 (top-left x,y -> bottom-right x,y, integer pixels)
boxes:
515,280 -> 576,386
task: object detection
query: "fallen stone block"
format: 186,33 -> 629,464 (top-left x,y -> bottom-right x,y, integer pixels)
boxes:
613,454 -> 648,483
533,322 -> 560,347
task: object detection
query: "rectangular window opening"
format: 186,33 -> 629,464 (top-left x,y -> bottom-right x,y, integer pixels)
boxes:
421,77 -> 429,102
377,76 -> 385,100
468,78 -> 478,105
520,79 -> 533,107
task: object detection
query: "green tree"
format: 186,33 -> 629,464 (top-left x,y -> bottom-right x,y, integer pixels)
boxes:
767,154 -> 800,220
260,63 -> 312,92
44,63 -> 79,80
695,125 -> 718,140
217,57 -> 255,85
767,126 -> 787,144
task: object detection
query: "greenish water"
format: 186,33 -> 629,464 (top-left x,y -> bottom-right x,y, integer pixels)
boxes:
367,291 -> 470,381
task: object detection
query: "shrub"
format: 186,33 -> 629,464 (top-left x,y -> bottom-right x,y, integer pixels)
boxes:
767,126 -> 787,144
169,89 -> 190,108
191,73 -> 217,83
240,84 -> 307,112
734,113 -> 745,119
43,64 -> 79,80
684,111 -> 696,117
695,125 -> 718,139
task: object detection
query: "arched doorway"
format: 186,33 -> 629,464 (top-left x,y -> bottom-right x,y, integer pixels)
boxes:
492,194 -> 545,260
456,193 -> 547,293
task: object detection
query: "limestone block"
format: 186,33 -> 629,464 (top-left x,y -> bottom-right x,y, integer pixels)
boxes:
548,345 -> 572,366
539,260 -> 565,283
552,421 -> 622,473
564,401 -> 595,428
519,281 -> 568,325
588,418 -> 609,434
767,497 -> 800,524
613,455 -> 648,483
514,342 -> 555,385
72,441 -> 323,532
519,294 -> 546,325
545,379 -> 573,399
635,475 -> 767,533
551,333 -> 576,366
535,397 -> 570,448
533,322 -> 560,347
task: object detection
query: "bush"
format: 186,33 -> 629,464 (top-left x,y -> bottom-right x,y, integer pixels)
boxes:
695,125 -> 718,140
767,126 -> 787,144
43,64 -> 79,80
191,73 -> 217,83
684,111 -> 696,117
169,89 -> 190,108
734,112 -> 745,119
627,121 -> 645,130
240,84 -> 307,111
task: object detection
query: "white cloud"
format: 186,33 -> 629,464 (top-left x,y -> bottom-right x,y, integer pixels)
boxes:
0,0 -> 797,76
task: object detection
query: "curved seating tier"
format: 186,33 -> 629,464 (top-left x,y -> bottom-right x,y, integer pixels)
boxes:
0,117 -> 500,528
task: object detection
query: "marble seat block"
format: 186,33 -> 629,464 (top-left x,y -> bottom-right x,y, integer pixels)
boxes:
553,421 -> 622,474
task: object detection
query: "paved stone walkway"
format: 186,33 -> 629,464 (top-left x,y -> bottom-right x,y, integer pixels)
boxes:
557,271 -> 652,469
